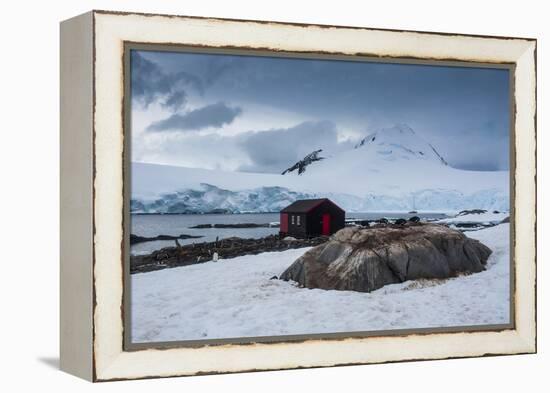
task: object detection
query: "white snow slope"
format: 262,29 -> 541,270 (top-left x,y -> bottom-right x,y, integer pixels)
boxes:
131,124 -> 509,213
131,223 -> 510,343
438,211 -> 509,225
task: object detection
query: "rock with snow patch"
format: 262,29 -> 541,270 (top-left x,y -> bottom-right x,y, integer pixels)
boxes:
279,223 -> 492,293
458,209 -> 487,216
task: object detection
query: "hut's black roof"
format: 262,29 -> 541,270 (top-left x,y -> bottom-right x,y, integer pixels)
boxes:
281,198 -> 344,213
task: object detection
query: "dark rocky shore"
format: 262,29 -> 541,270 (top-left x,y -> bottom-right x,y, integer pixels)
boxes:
131,217 -> 433,274
130,233 -> 203,245
130,235 -> 327,274
188,223 -> 277,229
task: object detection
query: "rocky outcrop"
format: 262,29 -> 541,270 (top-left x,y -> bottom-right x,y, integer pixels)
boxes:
279,223 -> 492,293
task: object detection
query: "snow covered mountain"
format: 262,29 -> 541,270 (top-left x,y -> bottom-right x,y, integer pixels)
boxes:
131,124 -> 509,213
353,124 -> 448,166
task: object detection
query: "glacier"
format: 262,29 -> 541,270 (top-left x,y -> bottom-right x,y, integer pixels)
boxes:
131,183 -> 509,214
131,184 -> 317,214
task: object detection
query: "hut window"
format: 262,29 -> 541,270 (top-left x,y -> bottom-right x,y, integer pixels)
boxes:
291,215 -> 295,225
297,215 -> 301,226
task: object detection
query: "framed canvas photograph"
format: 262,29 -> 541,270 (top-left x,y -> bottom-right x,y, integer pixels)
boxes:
60,10 -> 536,381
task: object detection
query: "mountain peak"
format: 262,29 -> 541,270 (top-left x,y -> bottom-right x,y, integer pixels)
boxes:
394,123 -> 415,134
354,124 -> 448,166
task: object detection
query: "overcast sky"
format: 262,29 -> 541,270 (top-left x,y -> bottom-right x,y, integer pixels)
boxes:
131,49 -> 510,173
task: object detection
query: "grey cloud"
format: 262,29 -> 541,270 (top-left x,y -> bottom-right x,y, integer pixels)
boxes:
239,121 -> 342,173
203,56 -> 237,86
131,51 -> 203,112
132,132 -> 245,171
147,102 -> 243,132
161,90 -> 187,111
443,135 -> 509,171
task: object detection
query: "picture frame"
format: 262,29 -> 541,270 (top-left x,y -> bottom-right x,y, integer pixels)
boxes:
60,10 -> 536,382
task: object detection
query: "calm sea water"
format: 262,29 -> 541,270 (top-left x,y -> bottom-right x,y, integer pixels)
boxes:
130,212 -> 449,255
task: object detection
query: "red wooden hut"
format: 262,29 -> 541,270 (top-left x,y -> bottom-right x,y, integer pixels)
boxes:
279,198 -> 345,238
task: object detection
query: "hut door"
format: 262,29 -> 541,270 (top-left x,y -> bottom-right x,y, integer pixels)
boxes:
322,213 -> 331,235
280,213 -> 288,233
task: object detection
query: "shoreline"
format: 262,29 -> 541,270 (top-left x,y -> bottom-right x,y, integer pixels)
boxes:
130,233 -> 203,245
130,235 -> 327,274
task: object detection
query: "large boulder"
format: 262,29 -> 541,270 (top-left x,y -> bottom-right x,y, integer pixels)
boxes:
279,223 -> 492,293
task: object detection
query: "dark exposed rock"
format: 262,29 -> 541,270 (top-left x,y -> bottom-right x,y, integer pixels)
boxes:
454,222 -> 485,228
206,208 -> 233,214
189,224 -> 212,229
130,233 -> 203,245
279,223 -> 492,293
458,209 -> 487,216
394,218 -> 407,226
282,149 -> 325,175
214,223 -> 274,228
409,216 -> 421,223
189,222 -> 275,229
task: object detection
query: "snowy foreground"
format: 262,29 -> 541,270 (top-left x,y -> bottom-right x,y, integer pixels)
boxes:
131,224 -> 510,343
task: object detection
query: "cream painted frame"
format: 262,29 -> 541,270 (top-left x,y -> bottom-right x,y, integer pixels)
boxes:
60,10 -> 536,382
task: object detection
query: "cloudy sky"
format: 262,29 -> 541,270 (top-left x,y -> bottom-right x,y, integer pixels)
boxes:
131,49 -> 510,173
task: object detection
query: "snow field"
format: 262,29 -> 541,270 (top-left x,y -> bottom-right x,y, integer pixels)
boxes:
131,224 -> 510,343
